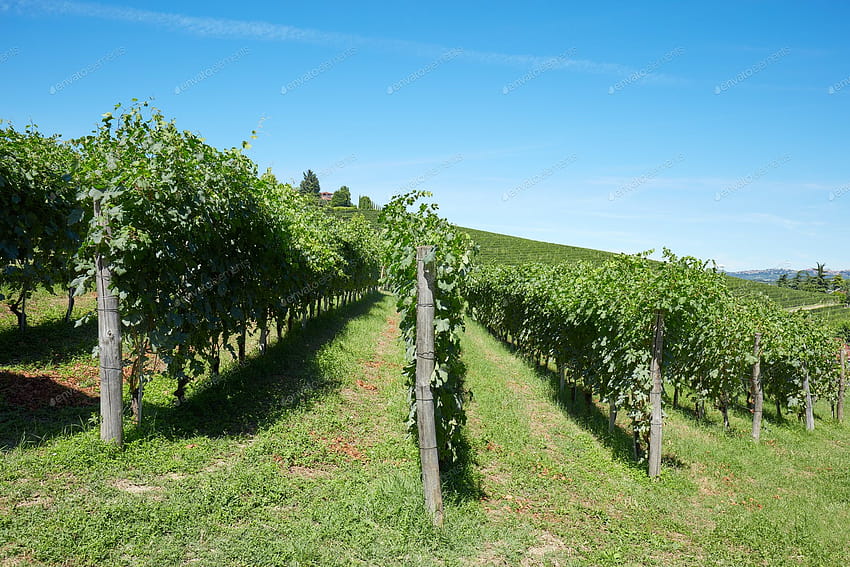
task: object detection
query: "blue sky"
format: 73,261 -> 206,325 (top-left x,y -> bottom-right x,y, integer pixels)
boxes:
1,0 -> 848,271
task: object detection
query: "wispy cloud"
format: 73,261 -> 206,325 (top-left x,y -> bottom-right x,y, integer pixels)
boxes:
10,0 -> 644,77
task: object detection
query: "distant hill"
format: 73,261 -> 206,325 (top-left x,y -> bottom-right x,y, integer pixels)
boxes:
729,268 -> 850,284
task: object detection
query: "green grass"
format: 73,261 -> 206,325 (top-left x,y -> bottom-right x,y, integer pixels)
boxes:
2,290 -> 849,565
462,323 -> 850,566
0,292 -> 536,566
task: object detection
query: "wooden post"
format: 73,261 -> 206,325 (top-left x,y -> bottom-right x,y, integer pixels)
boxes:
415,245 -> 444,526
94,199 -> 123,446
751,333 -> 764,442
558,365 -> 565,395
838,345 -> 846,423
803,363 -> 815,431
648,310 -> 665,479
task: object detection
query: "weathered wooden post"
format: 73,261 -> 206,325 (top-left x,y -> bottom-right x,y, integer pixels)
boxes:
838,345 -> 846,423
94,199 -> 123,446
803,362 -> 815,431
648,310 -> 665,479
415,246 -> 444,526
751,332 -> 764,442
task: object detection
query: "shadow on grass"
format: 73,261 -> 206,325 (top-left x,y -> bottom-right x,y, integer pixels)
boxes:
0,317 -> 100,450
441,432 -> 484,503
0,401 -> 98,451
127,292 -> 384,442
1,292 -> 384,450
0,318 -> 97,367
673,393 -> 803,434
479,327 -> 646,472
534,364 -> 647,472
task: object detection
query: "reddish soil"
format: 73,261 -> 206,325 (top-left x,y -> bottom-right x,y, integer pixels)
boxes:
0,367 -> 99,410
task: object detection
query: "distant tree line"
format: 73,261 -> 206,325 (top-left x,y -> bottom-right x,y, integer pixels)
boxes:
777,262 -> 849,300
297,169 -> 379,210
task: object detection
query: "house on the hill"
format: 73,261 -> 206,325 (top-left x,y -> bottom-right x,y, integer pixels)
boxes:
319,192 -> 333,201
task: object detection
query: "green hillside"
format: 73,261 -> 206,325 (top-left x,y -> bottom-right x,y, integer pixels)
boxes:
459,227 -> 615,265
458,227 -> 846,317
328,209 -> 850,327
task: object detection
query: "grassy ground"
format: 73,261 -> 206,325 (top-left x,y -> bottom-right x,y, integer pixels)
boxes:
2,292 -> 849,565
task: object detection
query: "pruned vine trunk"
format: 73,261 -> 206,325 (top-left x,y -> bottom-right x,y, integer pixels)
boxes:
237,329 -> 246,363
130,380 -> 143,425
609,400 -> 617,433
174,375 -> 190,405
720,398 -> 730,430
64,287 -> 75,323
8,291 -> 27,332
583,384 -> 593,409
259,326 -> 268,354
633,429 -> 646,462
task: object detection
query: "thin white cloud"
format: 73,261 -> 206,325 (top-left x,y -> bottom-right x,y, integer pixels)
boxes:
11,0 -> 642,77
